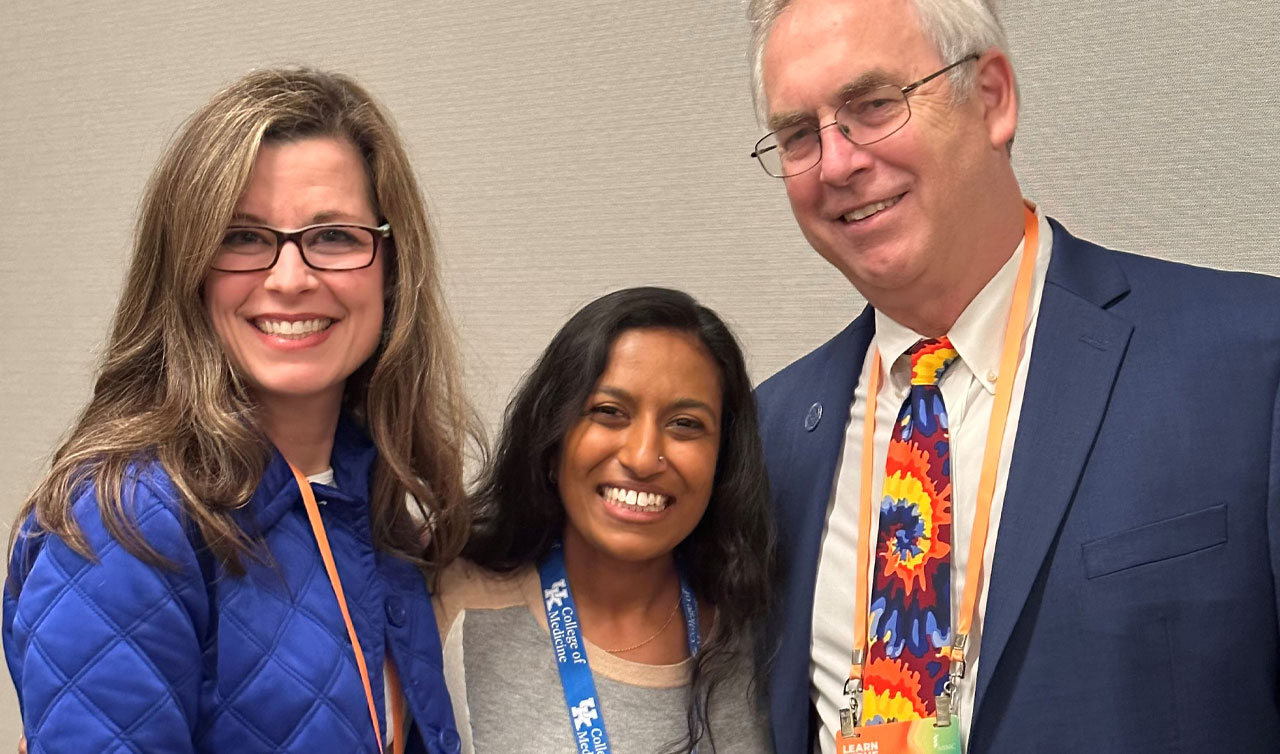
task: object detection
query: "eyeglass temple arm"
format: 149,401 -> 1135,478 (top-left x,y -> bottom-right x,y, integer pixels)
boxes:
903,53 -> 981,95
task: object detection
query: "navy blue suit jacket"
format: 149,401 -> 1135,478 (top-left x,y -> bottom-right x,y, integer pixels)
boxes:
756,220 -> 1280,752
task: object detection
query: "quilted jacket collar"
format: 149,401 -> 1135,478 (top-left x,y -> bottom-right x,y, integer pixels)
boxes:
234,415 -> 377,534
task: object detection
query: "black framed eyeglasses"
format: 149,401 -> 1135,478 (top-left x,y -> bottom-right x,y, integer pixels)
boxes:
750,54 -> 980,178
210,223 -> 391,272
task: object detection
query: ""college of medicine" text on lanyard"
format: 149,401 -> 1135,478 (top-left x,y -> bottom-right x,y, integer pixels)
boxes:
538,541 -> 701,754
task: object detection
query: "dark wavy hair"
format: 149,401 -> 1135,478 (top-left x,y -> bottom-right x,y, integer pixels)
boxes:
465,286 -> 775,753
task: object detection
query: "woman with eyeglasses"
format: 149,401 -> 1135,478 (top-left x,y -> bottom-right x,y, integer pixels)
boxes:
4,68 -> 472,754
435,287 -> 776,754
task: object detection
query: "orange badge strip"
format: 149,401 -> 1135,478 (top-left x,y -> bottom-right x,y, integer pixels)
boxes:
291,463 -> 405,754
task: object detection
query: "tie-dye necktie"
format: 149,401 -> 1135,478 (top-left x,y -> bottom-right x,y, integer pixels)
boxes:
863,337 -> 959,724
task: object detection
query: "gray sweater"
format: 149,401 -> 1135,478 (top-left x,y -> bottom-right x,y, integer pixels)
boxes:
434,560 -> 773,754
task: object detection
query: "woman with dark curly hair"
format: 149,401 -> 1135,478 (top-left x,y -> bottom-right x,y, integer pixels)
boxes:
435,286 -> 776,753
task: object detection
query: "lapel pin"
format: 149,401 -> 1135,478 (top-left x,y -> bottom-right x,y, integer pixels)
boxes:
804,402 -> 823,431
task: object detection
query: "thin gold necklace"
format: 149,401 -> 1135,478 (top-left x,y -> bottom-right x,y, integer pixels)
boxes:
601,595 -> 682,655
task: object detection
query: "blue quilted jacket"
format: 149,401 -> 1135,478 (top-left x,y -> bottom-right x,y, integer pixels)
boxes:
3,420 -> 461,753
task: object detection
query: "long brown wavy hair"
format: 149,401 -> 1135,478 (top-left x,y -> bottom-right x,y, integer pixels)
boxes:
9,67 -> 476,578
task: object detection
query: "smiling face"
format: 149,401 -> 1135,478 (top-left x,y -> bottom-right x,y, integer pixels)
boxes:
762,0 -> 1016,322
202,136 -> 385,417
557,328 -> 723,567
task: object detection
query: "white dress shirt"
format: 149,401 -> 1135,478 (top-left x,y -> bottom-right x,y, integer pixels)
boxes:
809,208 -> 1054,753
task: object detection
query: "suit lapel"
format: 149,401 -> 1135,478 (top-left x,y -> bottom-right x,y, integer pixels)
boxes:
768,308 -> 875,754
971,223 -> 1134,724
784,308 -> 877,593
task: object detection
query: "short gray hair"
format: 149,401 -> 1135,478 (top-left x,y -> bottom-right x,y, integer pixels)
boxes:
747,0 -> 1011,122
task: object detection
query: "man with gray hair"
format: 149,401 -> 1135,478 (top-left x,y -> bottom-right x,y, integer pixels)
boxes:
748,0 -> 1280,751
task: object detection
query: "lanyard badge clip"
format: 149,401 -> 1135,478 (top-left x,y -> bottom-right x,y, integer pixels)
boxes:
936,633 -> 968,728
840,651 -> 865,736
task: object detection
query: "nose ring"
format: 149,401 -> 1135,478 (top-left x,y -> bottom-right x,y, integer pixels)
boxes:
658,455 -> 666,464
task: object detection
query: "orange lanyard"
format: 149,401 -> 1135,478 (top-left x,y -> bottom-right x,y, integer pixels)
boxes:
290,464 -> 406,754
844,204 -> 1039,727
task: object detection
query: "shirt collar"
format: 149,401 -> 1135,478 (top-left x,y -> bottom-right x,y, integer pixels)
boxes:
873,203 -> 1052,394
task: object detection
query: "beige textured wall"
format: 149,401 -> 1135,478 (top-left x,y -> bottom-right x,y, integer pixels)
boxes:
1,0 -> 1276,742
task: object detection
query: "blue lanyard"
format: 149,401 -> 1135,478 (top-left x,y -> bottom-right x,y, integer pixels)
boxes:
538,541 -> 700,754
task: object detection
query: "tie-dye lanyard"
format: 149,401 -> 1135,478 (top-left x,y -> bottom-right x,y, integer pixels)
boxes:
840,203 -> 1039,734
538,540 -> 701,754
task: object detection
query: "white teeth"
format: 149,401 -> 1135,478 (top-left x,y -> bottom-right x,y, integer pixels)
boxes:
843,195 -> 901,222
255,318 -> 333,337
601,485 -> 671,513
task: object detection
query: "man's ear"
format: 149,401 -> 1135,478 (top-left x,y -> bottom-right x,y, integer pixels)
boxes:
974,49 -> 1018,152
